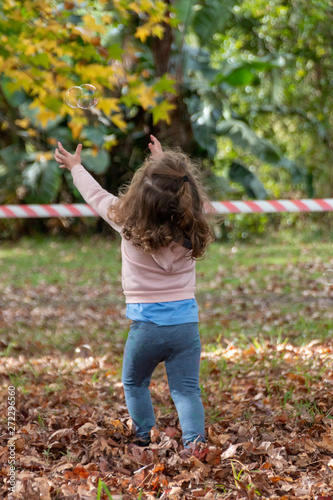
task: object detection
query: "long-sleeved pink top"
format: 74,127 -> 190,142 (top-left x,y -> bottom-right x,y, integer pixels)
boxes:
71,164 -> 196,304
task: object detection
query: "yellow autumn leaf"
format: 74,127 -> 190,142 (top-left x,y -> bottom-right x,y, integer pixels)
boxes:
135,24 -> 151,43
138,86 -> 157,110
25,45 -> 37,56
37,108 -> 57,128
103,134 -> 118,151
112,0 -> 130,18
110,114 -> 127,131
151,24 -> 164,39
36,151 -> 54,161
98,98 -> 121,116
15,118 -> 30,129
82,14 -> 106,34
27,128 -> 37,137
102,14 -> 112,23
141,0 -> 155,11
129,1 -> 141,14
72,26 -> 93,43
68,117 -> 88,139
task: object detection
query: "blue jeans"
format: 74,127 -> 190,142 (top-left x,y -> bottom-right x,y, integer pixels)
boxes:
122,321 -> 205,446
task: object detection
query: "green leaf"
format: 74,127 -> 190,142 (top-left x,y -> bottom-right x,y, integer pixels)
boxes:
223,66 -> 257,86
102,26 -> 125,48
47,127 -> 73,149
185,95 -> 221,157
32,52 -> 50,69
0,145 -> 25,169
81,149 -> 110,174
81,125 -> 108,147
229,161 -> 267,198
18,102 -> 63,131
43,96 -> 63,113
1,76 -> 28,107
213,57 -> 286,87
173,0 -> 195,24
23,160 -> 61,203
153,74 -> 176,95
107,43 -> 123,60
192,0 -> 237,46
217,119 -> 303,183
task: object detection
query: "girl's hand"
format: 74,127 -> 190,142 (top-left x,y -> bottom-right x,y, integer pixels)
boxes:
54,142 -> 82,171
148,135 -> 163,158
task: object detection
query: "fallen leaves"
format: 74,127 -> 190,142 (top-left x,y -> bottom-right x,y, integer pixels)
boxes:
1,339 -> 333,499
1,241 -> 333,498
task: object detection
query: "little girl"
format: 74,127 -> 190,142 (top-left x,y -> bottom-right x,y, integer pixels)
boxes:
54,136 -> 214,448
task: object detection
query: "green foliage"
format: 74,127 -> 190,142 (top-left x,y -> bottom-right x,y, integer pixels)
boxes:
1,0 -> 333,239
229,161 -> 267,198
212,0 -> 333,198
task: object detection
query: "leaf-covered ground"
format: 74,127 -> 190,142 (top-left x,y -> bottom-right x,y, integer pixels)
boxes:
0,236 -> 333,499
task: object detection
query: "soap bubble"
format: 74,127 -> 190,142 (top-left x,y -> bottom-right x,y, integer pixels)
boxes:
77,84 -> 98,109
322,269 -> 333,285
65,86 -> 82,108
65,84 -> 98,109
75,344 -> 93,359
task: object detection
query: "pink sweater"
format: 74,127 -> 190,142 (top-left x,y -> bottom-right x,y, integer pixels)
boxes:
71,164 -> 196,303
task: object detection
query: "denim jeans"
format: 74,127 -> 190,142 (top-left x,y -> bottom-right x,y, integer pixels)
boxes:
122,321 -> 205,446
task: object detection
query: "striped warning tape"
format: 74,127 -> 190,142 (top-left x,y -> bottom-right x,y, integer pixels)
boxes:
0,204 -> 97,218
1,199 -> 333,218
207,199 -> 333,214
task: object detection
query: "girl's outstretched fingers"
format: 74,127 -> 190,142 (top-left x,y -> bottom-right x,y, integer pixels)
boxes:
149,135 -> 163,157
54,142 -> 82,171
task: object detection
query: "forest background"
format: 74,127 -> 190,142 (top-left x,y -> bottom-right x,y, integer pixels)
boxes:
1,0 -> 333,241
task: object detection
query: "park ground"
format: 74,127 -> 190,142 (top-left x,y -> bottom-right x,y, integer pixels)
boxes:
0,232 -> 333,499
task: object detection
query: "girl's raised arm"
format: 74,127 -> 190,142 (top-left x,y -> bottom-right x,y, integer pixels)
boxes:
54,142 -> 121,233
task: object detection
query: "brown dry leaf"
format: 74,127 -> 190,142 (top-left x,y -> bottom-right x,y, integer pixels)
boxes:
64,464 -> 90,480
8,435 -> 26,452
294,452 -> 312,466
189,456 -> 210,480
221,442 -> 243,459
286,372 -> 306,384
208,425 -> 231,446
77,422 -> 102,436
274,413 -> 288,424
164,426 -> 178,438
315,433 -> 333,452
304,438 -> 318,453
205,446 -> 222,465
89,437 -> 113,460
19,455 -> 47,468
50,462 -> 74,474
109,419 -> 124,432
33,477 -> 52,500
48,428 -> 73,442
150,426 -> 160,442
169,471 -> 192,487
191,488 -> 208,497
167,486 -> 183,498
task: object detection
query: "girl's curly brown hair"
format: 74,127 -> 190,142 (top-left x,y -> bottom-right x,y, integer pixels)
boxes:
108,149 -> 214,259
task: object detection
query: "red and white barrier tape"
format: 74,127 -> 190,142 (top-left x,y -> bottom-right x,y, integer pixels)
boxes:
207,199 -> 333,214
1,199 -> 333,218
0,204 -> 98,218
